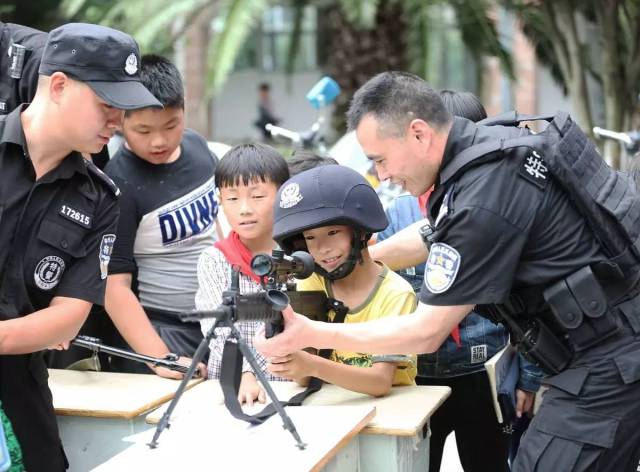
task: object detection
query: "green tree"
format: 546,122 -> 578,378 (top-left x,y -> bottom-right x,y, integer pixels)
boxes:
0,0 -> 64,30
322,0 -> 512,131
62,0 -> 511,135
504,0 -> 640,169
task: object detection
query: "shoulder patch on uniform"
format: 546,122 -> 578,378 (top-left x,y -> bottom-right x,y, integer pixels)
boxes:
519,149 -> 548,190
34,256 -> 65,290
424,243 -> 460,294
85,159 -> 121,197
99,234 -> 116,280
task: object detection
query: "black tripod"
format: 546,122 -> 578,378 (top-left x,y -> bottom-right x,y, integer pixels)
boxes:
148,267 -> 306,450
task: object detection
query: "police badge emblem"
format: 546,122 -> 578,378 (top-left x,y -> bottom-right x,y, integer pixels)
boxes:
424,243 -> 461,293
124,53 -> 138,75
279,183 -> 303,208
99,234 -> 116,280
34,256 -> 66,290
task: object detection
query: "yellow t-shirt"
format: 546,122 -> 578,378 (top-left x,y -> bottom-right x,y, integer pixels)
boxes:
297,264 -> 417,386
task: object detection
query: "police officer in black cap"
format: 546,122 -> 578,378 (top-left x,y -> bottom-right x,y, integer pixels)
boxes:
257,71 -> 640,471
0,23 -> 161,471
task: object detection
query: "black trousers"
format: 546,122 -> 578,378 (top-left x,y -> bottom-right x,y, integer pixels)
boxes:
513,330 -> 640,472
418,371 -> 510,472
0,354 -> 67,472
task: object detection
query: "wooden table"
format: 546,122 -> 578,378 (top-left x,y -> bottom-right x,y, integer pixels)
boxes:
49,369 -> 202,472
146,380 -> 451,471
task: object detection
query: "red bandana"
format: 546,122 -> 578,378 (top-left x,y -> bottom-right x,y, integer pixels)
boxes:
214,231 -> 262,284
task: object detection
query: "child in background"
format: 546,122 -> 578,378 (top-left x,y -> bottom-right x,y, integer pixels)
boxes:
267,165 -> 417,396
195,144 -> 290,405
104,54 -> 218,378
285,150 -> 338,176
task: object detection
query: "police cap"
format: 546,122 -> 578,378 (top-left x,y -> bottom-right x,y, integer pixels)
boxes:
38,23 -> 161,110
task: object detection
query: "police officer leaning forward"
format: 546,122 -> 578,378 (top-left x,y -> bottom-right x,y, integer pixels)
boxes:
257,71 -> 640,471
0,23 -> 161,471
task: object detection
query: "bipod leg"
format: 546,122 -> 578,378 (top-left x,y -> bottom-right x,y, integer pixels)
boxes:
148,321 -> 217,448
230,326 -> 307,450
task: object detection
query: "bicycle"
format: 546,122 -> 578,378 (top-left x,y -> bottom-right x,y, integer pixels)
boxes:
265,76 -> 340,154
593,126 -> 640,168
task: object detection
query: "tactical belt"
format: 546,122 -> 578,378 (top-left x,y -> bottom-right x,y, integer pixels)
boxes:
480,263 -> 640,374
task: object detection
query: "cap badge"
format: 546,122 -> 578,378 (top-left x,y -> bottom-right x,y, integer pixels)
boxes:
279,183 -> 303,208
124,53 -> 138,75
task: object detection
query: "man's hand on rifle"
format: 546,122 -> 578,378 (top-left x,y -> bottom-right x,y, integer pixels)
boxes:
255,305 -> 316,358
149,356 -> 207,380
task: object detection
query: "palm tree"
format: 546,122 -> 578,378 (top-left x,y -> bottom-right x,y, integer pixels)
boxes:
322,0 -> 512,131
503,0 -> 640,169
61,0 -> 512,136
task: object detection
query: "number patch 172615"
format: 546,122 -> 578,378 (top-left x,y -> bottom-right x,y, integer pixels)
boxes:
59,204 -> 92,228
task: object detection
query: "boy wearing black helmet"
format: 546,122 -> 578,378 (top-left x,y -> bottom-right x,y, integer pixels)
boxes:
268,165 -> 417,396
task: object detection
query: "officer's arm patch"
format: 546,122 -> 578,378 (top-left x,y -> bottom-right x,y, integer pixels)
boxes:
519,149 -> 548,190
99,234 -> 116,280
424,243 -> 460,294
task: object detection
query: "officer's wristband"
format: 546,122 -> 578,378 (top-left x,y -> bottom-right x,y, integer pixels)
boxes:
418,223 -> 435,250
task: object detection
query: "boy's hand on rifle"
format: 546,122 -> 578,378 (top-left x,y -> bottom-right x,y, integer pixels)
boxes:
255,305 -> 315,357
150,356 -> 206,380
267,350 -> 315,382
238,372 -> 266,406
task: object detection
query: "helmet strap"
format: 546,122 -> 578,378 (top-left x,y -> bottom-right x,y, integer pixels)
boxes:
315,230 -> 366,281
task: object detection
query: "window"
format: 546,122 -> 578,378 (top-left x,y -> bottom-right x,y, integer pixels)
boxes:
234,5 -> 318,72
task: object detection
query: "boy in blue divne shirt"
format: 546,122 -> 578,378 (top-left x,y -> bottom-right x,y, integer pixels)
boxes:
104,54 -> 219,378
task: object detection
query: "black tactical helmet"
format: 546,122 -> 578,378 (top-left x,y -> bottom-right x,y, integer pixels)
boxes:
273,165 -> 388,279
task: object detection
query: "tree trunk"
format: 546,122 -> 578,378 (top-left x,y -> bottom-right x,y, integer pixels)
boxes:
184,9 -> 216,139
553,2 -> 593,133
324,2 -> 409,134
596,0 -> 624,168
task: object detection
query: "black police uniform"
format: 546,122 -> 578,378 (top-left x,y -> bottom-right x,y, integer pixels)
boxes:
0,21 -> 46,115
0,105 -> 119,470
420,117 -> 640,471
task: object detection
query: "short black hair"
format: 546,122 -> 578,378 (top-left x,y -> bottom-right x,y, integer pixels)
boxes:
137,54 -> 184,110
439,89 -> 487,123
287,150 -> 339,176
215,143 -> 290,189
259,82 -> 271,92
346,71 -> 452,136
